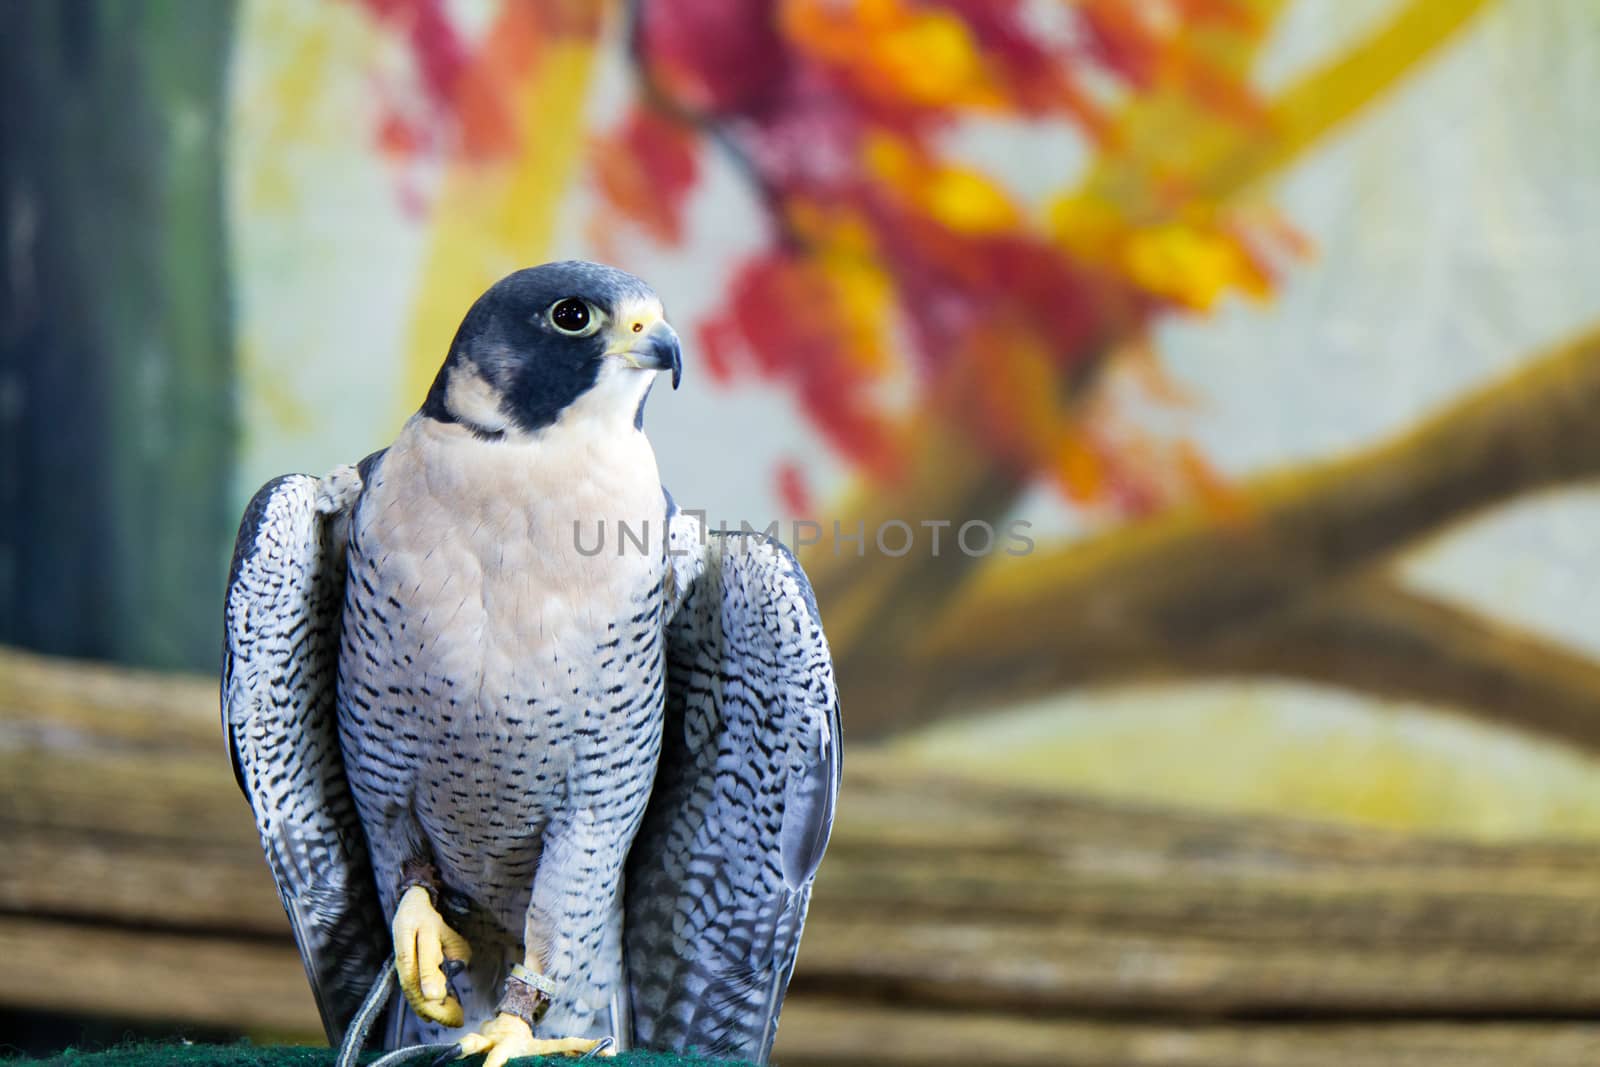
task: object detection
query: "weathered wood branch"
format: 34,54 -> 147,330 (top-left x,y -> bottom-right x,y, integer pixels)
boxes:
931,323 -> 1600,670
1195,578 -> 1600,751
863,571 -> 1600,754
828,325 -> 1600,740
8,647 -> 1600,1064
798,410 -> 1025,650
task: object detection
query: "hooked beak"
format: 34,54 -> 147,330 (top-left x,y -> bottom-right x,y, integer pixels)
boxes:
618,320 -> 682,390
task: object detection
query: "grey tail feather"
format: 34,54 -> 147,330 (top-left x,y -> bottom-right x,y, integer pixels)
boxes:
759,886 -> 812,1064
282,882 -> 388,1043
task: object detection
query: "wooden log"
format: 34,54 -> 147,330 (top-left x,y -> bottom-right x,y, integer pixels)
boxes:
6,916 -> 1598,1067
8,646 -> 1600,1064
0,916 -> 317,1036
775,1002 -> 1600,1067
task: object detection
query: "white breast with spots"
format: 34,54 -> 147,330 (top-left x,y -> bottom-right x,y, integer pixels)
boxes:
340,405 -> 670,906
369,413 -> 663,695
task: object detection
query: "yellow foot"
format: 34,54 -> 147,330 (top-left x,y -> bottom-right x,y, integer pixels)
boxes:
457,1013 -> 614,1067
393,885 -> 473,1027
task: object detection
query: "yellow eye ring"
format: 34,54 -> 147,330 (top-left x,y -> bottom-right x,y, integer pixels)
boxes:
548,297 -> 602,337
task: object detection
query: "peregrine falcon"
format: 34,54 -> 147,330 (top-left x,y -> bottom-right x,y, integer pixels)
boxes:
222,262 -> 841,1066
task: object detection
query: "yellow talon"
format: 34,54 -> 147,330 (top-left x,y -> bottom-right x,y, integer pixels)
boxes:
457,1013 -> 614,1066
392,885 -> 473,1027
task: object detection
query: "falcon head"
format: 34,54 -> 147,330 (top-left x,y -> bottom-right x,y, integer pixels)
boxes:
421,260 -> 682,438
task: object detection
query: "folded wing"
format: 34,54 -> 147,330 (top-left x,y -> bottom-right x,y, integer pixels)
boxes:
625,508 -> 842,1064
221,470 -> 388,1043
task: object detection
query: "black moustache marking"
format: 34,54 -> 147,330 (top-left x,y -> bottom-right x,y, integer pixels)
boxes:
420,261 -> 660,435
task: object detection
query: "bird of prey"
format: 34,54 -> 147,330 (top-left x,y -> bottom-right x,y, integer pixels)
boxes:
222,261 -> 841,1066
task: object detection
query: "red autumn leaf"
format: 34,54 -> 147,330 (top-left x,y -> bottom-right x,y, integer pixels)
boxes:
590,107 -> 701,246
705,252 -> 899,479
348,0 -> 1300,515
775,459 -> 816,517
636,0 -> 789,115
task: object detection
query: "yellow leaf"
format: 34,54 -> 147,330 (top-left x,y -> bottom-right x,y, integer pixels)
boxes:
1121,223 -> 1250,311
924,166 -> 1019,235
874,9 -> 996,108
1054,430 -> 1104,503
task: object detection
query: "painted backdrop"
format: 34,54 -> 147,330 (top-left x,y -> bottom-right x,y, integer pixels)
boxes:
5,0 -> 1600,962
235,0 -> 1600,839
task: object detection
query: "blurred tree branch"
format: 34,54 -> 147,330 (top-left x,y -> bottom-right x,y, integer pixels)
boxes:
1187,0 -> 1496,201
1204,578 -> 1600,752
835,324 -> 1600,744
799,0 -> 1497,711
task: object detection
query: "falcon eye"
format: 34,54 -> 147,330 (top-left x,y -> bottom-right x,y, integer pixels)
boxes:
548,297 -> 599,336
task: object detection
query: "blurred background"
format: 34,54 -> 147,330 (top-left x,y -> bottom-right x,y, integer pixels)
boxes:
5,0 -> 1600,1063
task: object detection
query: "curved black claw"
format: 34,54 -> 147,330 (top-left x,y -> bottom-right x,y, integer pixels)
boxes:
580,1037 -> 616,1060
427,1042 -> 466,1067
441,957 -> 469,1004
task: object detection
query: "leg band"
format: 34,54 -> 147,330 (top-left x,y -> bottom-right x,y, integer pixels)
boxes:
498,964 -> 557,1028
398,858 -> 442,906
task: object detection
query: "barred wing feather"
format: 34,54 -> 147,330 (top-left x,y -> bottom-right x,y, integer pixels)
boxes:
221,472 -> 388,1044
625,510 -> 842,1064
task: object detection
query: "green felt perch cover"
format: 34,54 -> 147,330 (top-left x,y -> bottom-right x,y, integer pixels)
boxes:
7,1046 -> 749,1067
